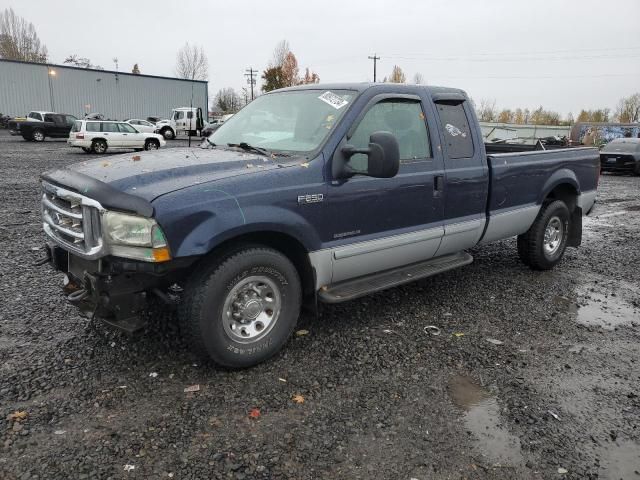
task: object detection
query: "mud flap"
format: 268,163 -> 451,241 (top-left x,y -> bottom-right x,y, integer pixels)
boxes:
567,207 -> 582,247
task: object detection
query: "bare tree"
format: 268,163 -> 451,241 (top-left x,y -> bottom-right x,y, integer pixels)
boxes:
412,72 -> 424,85
301,67 -> 320,84
387,65 -> 406,83
477,99 -> 497,122
64,54 -> 102,69
215,88 -> 241,113
281,52 -> 299,87
175,43 -> 208,80
270,40 -> 290,68
615,93 -> 640,123
0,8 -> 48,62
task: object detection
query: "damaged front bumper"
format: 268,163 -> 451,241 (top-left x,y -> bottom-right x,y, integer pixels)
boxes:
45,243 -> 196,333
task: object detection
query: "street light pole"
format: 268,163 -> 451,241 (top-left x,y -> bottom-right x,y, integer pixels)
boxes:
47,66 -> 56,111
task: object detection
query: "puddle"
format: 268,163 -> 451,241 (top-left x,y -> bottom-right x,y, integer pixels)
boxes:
448,375 -> 524,466
599,439 -> 640,480
553,292 -> 637,330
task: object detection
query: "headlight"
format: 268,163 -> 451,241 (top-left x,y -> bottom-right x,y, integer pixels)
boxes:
104,212 -> 171,262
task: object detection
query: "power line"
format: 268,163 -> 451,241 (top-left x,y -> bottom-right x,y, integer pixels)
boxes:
367,54 -> 380,82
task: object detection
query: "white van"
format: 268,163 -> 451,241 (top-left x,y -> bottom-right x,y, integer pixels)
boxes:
68,120 -> 166,154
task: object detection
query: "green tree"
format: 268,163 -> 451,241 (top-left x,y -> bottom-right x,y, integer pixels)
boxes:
0,8 -> 48,62
261,66 -> 285,92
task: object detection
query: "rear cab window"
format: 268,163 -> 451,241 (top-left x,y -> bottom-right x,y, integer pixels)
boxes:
435,102 -> 474,159
71,121 -> 82,133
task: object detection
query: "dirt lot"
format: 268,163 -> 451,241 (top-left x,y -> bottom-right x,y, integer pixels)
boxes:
0,130 -> 639,480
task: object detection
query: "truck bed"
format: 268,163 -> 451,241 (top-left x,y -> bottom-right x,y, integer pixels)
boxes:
480,147 -> 600,244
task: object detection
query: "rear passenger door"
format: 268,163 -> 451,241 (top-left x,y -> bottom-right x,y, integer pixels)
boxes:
101,122 -> 122,147
432,96 -> 489,256
326,95 -> 445,282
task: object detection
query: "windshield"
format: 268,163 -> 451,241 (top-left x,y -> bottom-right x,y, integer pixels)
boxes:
209,89 -> 356,153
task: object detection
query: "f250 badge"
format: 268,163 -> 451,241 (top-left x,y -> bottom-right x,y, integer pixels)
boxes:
297,193 -> 324,205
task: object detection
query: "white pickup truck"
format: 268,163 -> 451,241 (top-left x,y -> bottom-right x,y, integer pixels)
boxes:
154,107 -> 204,140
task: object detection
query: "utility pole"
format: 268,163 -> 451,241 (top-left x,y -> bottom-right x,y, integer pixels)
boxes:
244,67 -> 257,101
368,54 -> 380,82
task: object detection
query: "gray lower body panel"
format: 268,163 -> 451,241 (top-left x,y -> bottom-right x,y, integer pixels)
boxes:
318,252 -> 473,303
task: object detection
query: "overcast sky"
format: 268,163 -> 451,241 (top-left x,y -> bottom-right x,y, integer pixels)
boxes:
7,0 -> 640,116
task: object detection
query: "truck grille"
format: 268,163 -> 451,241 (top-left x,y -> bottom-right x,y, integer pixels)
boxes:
42,182 -> 104,258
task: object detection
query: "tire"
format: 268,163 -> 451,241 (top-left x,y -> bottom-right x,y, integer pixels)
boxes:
517,200 -> 570,271
22,135 -> 33,142
635,163 -> 640,176
179,246 -> 302,368
161,128 -> 175,140
81,147 -> 92,153
31,129 -> 45,142
92,139 -> 107,154
144,139 -> 160,150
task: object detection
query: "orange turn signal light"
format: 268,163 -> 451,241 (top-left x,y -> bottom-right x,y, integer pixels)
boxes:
152,247 -> 171,262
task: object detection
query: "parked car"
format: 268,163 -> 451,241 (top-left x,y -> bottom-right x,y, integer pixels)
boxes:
200,122 -> 222,138
0,114 -> 12,128
40,83 -> 599,368
125,119 -> 157,133
7,111 -> 57,135
68,119 -> 165,153
154,107 -> 204,139
600,138 -> 640,175
146,116 -> 165,124
10,113 -> 77,141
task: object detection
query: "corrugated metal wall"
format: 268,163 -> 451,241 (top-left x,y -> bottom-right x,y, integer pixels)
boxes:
0,60 -> 207,120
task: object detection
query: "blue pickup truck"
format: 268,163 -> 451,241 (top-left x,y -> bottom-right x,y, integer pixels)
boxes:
41,83 -> 599,367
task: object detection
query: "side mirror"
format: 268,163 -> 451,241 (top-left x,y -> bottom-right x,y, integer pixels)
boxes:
340,131 -> 400,179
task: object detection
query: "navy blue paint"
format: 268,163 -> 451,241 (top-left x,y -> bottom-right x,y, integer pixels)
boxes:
48,83 -> 601,262
486,147 -> 599,212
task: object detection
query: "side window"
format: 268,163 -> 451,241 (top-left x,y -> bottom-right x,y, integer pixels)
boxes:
349,100 -> 431,171
65,115 -> 77,125
187,111 -> 193,119
102,122 -> 119,133
44,114 -> 55,122
86,122 -> 100,132
435,102 -> 474,159
129,120 -> 139,125
175,111 -> 184,120
118,123 -> 137,133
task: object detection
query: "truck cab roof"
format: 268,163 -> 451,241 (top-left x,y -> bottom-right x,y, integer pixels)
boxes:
274,82 -> 467,99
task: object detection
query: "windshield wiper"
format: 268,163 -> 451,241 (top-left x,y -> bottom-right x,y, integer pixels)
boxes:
227,142 -> 270,157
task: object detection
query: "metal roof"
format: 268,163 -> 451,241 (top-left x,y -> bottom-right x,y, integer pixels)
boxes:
0,58 -> 208,84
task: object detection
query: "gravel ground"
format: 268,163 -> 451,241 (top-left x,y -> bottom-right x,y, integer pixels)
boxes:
0,130 -> 639,480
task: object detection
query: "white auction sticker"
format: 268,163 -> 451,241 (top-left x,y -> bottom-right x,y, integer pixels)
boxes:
318,91 -> 349,109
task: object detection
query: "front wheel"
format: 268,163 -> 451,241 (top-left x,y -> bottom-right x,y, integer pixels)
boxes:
161,128 -> 175,140
517,200 -> 570,270
179,247 -> 302,368
32,129 -> 45,142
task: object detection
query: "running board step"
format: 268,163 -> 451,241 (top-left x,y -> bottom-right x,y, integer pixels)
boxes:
318,252 -> 473,304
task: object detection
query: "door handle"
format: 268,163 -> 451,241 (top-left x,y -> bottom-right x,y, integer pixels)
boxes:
434,175 -> 444,197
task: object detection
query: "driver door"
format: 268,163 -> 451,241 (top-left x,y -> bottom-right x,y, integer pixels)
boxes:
325,95 -> 445,282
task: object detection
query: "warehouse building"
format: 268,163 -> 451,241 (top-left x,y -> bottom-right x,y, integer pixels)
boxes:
0,59 -> 208,120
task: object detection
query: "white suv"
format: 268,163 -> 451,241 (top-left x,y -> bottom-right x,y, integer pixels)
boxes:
68,120 -> 166,154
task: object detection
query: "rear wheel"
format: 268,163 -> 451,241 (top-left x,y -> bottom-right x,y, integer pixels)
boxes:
517,200 -> 570,270
145,139 -> 160,150
92,139 -> 107,154
179,247 -> 302,368
32,129 -> 45,142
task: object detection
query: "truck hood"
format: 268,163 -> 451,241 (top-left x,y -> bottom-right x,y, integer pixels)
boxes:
66,147 -> 280,202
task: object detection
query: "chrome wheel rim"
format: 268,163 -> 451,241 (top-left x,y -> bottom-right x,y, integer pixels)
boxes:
94,142 -> 105,153
147,142 -> 158,150
34,131 -> 43,141
543,216 -> 563,256
222,275 -> 281,344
